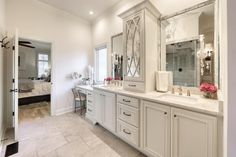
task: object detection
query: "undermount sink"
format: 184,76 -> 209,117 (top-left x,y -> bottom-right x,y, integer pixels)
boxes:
158,94 -> 198,104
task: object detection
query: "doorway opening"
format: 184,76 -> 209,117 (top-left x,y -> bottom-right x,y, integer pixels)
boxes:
18,38 -> 52,123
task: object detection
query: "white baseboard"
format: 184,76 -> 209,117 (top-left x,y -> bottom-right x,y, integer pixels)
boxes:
56,107 -> 74,116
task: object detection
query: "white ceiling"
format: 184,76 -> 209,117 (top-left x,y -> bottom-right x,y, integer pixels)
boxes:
151,0 -> 207,15
38,0 -> 122,21
38,0 -> 208,21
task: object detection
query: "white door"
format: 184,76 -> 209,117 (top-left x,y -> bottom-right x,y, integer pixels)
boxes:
171,108 -> 217,157
141,101 -> 171,157
103,92 -> 115,132
6,30 -> 19,140
94,90 -> 104,124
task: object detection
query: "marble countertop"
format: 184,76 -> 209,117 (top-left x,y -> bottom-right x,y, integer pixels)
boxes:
93,85 -> 223,117
75,85 -> 93,91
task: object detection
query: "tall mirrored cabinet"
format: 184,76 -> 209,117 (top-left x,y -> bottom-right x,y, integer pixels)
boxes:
119,1 -> 161,92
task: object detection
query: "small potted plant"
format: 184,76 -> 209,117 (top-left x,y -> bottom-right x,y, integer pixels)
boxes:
200,83 -> 217,99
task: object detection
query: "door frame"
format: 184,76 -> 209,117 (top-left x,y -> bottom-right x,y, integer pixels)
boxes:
18,37 -> 56,116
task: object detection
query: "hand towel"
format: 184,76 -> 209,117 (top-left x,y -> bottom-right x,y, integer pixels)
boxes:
156,71 -> 173,92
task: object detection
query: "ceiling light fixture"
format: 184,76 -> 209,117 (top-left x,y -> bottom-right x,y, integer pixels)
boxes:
89,11 -> 94,15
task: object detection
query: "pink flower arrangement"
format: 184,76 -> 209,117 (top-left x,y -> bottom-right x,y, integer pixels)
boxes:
105,77 -> 113,81
200,83 -> 217,93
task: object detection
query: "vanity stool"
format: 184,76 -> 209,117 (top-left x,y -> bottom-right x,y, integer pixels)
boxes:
72,88 -> 86,115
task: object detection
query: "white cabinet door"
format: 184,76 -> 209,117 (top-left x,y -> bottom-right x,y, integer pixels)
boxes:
141,101 -> 171,157
103,92 -> 116,132
171,108 -> 217,157
94,91 -> 104,124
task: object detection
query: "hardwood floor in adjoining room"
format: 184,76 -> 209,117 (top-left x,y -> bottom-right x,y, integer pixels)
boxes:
18,102 -> 50,123
12,112 -> 146,157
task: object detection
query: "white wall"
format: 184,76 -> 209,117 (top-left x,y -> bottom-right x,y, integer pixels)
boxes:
0,0 -> 6,142
6,0 -> 92,115
218,0 -> 228,156
227,0 -> 236,157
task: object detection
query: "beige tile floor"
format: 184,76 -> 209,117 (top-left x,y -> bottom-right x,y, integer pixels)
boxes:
11,111 -> 146,157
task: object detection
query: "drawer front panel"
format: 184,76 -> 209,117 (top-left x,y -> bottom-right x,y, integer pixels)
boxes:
117,120 -> 139,146
118,103 -> 139,127
117,95 -> 139,108
87,103 -> 94,115
87,91 -> 93,102
87,98 -> 93,104
123,81 -> 145,93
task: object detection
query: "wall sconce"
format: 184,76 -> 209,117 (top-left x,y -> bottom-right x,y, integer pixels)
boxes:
204,44 -> 214,72
197,35 -> 214,76
197,35 -> 207,76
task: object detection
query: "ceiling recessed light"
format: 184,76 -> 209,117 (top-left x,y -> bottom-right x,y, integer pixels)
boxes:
89,11 -> 94,15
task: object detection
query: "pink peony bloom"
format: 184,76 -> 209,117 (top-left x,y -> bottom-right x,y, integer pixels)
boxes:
105,77 -> 113,81
200,83 -> 217,93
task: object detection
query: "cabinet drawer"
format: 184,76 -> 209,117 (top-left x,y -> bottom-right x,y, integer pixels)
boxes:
123,81 -> 145,93
87,91 -> 93,101
87,98 -> 93,104
117,95 -> 139,108
117,120 -> 139,146
118,103 -> 139,127
86,103 -> 94,115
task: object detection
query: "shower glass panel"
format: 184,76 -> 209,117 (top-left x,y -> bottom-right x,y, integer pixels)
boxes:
166,40 -> 199,87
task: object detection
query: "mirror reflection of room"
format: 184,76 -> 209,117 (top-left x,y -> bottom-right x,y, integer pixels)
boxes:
111,33 -> 123,80
162,3 -> 216,87
18,38 -> 52,123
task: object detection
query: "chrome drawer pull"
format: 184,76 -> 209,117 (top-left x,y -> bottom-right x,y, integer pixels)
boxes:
88,100 -> 92,103
123,129 -> 131,135
123,112 -> 131,117
88,109 -> 92,112
123,99 -> 131,103
128,84 -> 136,87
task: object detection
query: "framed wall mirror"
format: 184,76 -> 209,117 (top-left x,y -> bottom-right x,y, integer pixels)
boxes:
111,33 -> 123,80
160,0 -> 220,88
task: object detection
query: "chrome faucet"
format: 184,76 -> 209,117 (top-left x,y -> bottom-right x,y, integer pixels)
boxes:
171,87 -> 175,94
178,86 -> 183,95
187,89 -> 191,96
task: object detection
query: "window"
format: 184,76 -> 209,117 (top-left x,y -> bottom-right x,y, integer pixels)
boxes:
38,53 -> 49,78
95,46 -> 107,82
